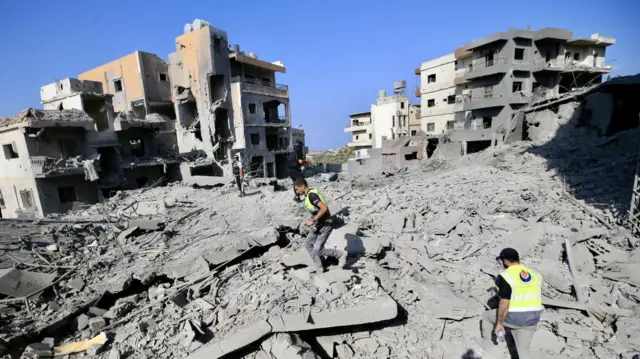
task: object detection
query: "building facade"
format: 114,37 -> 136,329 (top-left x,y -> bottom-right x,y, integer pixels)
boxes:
79,51 -> 173,118
418,27 -> 615,152
169,19 -> 295,178
345,112 -> 373,149
0,79 -> 178,219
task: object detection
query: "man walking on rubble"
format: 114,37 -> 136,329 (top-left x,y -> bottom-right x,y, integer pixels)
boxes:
288,140 -> 310,202
294,178 -> 347,271
232,153 -> 245,197
479,248 -> 543,359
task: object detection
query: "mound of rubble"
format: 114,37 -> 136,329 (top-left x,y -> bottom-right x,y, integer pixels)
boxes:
2,126 -> 640,358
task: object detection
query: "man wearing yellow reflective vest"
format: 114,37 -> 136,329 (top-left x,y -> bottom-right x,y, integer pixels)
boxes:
480,248 -> 543,359
294,178 -> 347,271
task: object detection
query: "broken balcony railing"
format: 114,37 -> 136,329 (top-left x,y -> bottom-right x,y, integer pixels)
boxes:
230,76 -> 288,90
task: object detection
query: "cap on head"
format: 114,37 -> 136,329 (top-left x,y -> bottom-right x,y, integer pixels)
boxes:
497,248 -> 520,262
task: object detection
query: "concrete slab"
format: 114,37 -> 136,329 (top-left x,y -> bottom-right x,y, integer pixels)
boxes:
186,320 -> 272,359
117,226 -> 139,241
501,222 -> 545,257
129,219 -> 164,231
411,281 -> 483,320
281,249 -> 315,268
268,296 -> 397,332
0,268 -> 57,298
428,210 -> 465,235
204,249 -> 241,266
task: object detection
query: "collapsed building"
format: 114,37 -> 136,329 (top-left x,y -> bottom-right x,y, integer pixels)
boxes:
170,19 -> 298,179
0,79 -> 178,219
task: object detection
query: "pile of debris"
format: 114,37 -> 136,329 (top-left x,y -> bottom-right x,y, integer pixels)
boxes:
2,105 -> 640,359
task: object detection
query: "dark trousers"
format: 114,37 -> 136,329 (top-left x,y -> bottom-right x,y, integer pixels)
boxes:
289,170 -> 303,197
235,175 -> 243,194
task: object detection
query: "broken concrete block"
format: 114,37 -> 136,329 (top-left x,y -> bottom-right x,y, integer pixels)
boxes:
88,317 -> 106,332
204,249 -> 241,266
104,302 -> 133,320
165,256 -> 210,280
616,317 -> 640,351
21,343 -> 53,359
45,244 -> 58,252
556,323 -> 596,341
501,222 -> 545,257
261,333 -> 320,359
129,219 -> 164,231
382,213 -> 405,234
88,307 -> 107,317
316,335 -> 342,357
108,349 -> 121,359
530,327 -> 565,355
428,209 -> 465,235
281,249 -> 315,268
411,281 -> 483,320
290,268 -> 311,282
330,281 -> 348,295
186,320 -> 272,359
572,243 -> 596,273
41,338 -> 55,347
75,314 -> 90,331
0,268 -> 57,298
268,296 -> 398,332
66,278 -> 85,291
117,226 -> 138,242
316,270 -> 353,285
324,223 -> 358,253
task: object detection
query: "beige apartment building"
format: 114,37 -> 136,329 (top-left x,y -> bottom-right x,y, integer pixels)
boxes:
79,51 -> 174,117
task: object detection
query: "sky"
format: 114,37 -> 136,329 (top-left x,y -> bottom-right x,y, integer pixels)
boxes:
0,0 -> 638,150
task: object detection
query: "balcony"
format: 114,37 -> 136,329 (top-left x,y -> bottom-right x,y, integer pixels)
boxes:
30,156 -> 87,178
344,123 -> 372,133
454,68 -> 470,85
245,115 -> 290,128
464,58 -> 510,81
461,88 -> 507,111
231,76 -> 289,99
533,58 -> 612,73
87,131 -> 120,148
347,139 -> 373,148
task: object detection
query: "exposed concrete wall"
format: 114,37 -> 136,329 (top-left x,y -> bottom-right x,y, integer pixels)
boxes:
140,52 -> 172,104
0,128 -> 41,219
79,52 -> 144,113
25,127 -> 91,158
42,95 -> 84,111
347,149 -> 383,176
36,176 -> 99,215
123,166 -> 165,189
371,95 -> 409,148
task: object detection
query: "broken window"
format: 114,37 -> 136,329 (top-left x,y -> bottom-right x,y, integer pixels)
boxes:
159,73 -> 168,82
130,138 -> 145,157
250,133 -> 260,145
59,140 -> 78,158
427,74 -> 436,83
392,116 -> 395,127
564,52 -> 572,60
411,130 -> 417,135
514,48 -> 525,60
482,117 -> 492,129
262,77 -> 271,86
0,190 -> 5,209
427,99 -> 435,108
3,143 -> 19,159
249,103 -> 256,114
512,81 -> 523,92
485,53 -> 494,67
447,95 -> 456,104
427,123 -> 435,132
19,189 -> 34,210
57,186 -> 76,204
136,177 -> 148,188
401,102 -> 405,109
369,133 -> 372,139
447,121 -> 455,130
113,79 -> 123,93
573,52 -> 580,61
356,135 -> 359,140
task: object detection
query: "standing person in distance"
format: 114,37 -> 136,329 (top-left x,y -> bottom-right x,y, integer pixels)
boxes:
288,140 -> 310,202
232,153 -> 245,197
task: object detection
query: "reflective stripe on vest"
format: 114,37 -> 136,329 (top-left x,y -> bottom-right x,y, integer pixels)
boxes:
304,189 -> 326,214
498,264 -> 543,313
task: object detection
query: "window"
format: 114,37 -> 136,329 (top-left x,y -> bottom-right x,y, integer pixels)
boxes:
392,116 -> 395,127
447,121 -> 455,130
573,52 -> 580,61
3,143 -> 19,159
250,133 -> 260,145
512,81 -> 523,93
159,73 -> 168,82
130,139 -> 145,157
355,135 -> 359,140
427,99 -> 435,108
113,79 -> 123,93
482,117 -> 492,129
262,77 -> 271,85
485,53 -> 494,67
411,130 -> 417,135
514,48 -> 525,60
249,103 -> 256,114
136,177 -> 148,188
58,83 -> 63,90
0,190 -> 5,209
447,95 -> 456,104
369,133 -> 372,139
57,186 -> 76,204
392,134 -> 395,139
427,123 -> 435,132
19,189 -> 34,210
427,74 -> 436,83
401,102 -> 405,109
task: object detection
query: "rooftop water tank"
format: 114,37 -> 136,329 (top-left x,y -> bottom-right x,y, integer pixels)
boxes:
231,44 -> 240,53
183,23 -> 193,34
378,90 -> 387,99
248,52 -> 258,59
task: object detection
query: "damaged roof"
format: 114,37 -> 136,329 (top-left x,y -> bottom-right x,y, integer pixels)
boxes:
0,108 -> 95,130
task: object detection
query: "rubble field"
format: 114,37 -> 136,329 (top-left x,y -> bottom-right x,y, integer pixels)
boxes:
2,116 -> 640,358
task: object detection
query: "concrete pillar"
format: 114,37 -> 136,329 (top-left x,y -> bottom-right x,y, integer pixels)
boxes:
462,141 -> 468,155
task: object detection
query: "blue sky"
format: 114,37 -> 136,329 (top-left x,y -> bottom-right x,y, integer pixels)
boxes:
0,0 -> 638,150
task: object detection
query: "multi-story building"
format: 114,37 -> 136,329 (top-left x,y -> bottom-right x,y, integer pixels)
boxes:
169,19 -> 294,178
345,111 -> 373,152
418,27 -> 615,152
0,79 -> 178,219
79,51 -> 173,117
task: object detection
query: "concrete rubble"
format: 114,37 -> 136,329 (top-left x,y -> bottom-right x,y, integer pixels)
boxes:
1,94 -> 640,359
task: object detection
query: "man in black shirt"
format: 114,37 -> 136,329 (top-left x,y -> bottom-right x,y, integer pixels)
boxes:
288,141 -> 309,202
294,178 -> 346,271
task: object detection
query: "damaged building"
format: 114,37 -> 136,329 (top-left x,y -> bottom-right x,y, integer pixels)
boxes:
0,79 -> 178,219
169,19 -> 297,178
417,27 -> 615,154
